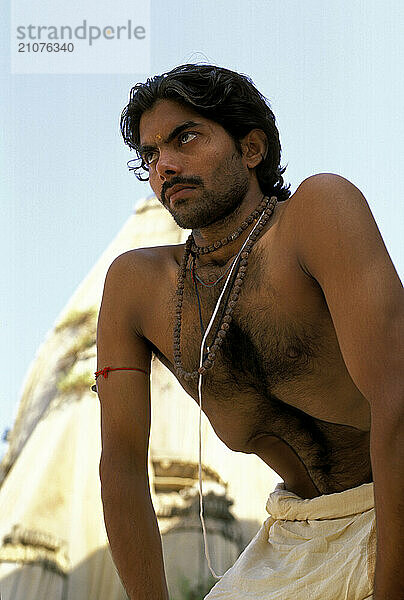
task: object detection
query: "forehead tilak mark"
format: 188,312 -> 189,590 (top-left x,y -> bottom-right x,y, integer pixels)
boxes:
139,120 -> 202,156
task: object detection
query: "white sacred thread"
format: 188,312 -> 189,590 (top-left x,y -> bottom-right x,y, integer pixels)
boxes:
197,211 -> 267,579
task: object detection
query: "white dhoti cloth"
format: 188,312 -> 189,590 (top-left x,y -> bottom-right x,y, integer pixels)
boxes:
205,482 -> 375,599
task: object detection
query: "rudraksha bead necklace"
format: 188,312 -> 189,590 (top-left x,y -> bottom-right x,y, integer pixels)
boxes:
173,195 -> 278,381
190,194 -> 270,256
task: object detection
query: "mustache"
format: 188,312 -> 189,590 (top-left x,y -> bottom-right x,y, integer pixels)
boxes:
161,176 -> 203,204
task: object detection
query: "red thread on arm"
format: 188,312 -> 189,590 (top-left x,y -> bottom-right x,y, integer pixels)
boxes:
94,366 -> 149,380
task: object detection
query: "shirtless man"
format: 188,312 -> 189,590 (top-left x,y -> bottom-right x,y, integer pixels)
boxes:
96,64 -> 403,599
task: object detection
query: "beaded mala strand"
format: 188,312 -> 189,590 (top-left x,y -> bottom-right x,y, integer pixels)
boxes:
173,195 -> 277,381
190,194 -> 271,256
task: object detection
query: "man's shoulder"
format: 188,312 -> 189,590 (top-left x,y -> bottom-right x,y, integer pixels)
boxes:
283,173 -> 388,288
104,244 -> 182,305
277,173 -> 369,242
290,172 -> 367,217
103,244 -> 182,335
266,172 -> 374,279
108,243 -> 182,278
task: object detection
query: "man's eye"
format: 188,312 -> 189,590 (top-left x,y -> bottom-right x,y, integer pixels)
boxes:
143,151 -> 158,166
178,131 -> 197,144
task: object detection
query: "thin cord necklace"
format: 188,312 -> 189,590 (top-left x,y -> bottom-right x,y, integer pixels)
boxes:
173,195 -> 277,381
192,252 -> 243,365
190,254 -> 234,288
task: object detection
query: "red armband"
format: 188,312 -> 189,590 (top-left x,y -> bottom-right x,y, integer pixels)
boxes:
91,366 -> 149,392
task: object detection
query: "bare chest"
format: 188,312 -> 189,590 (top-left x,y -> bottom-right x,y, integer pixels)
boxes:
179,268 -> 322,393
146,241 -> 362,422
142,241 -> 372,495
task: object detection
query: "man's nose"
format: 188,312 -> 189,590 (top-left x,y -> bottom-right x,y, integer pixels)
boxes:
156,148 -> 182,181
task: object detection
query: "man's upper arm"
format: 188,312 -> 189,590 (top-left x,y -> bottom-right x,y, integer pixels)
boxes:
97,251 -> 152,468
295,173 -> 403,410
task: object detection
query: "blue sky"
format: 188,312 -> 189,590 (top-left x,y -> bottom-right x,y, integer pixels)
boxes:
1,0 -> 403,457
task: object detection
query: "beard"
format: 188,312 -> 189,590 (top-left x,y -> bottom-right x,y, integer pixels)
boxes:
160,152 -> 250,230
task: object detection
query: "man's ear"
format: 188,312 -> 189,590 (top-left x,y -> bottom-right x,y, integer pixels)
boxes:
240,129 -> 267,169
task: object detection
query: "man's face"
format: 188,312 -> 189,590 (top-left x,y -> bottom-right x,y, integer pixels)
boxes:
138,99 -> 250,229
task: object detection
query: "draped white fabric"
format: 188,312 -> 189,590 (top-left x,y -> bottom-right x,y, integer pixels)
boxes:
205,483 -> 375,600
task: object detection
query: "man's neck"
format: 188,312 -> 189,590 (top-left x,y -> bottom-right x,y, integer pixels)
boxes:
191,188 -> 266,266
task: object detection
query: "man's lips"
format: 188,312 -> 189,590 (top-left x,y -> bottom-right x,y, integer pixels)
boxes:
166,185 -> 196,204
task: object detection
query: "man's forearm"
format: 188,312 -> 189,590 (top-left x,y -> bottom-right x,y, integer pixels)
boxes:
371,412 -> 404,599
100,464 -> 169,600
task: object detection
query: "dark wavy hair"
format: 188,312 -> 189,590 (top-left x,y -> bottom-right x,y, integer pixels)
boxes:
120,64 -> 290,201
